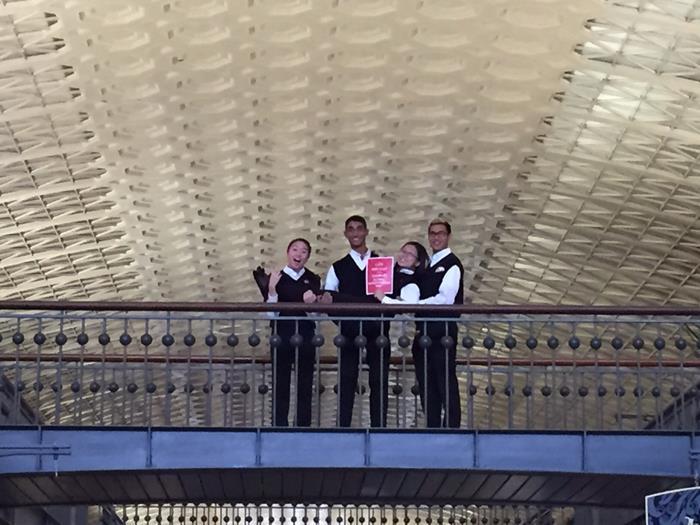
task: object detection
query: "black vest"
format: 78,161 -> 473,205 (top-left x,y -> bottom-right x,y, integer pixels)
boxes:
331,252 -> 385,334
272,269 -> 320,336
420,252 -> 463,318
387,267 -> 418,300
334,254 -> 366,296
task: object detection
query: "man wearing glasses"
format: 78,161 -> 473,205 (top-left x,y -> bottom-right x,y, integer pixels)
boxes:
412,218 -> 463,428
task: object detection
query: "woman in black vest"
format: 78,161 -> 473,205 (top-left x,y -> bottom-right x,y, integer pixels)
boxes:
266,238 -> 321,426
374,241 -> 429,304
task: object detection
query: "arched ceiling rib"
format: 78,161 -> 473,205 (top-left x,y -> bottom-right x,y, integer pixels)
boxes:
0,0 -> 697,305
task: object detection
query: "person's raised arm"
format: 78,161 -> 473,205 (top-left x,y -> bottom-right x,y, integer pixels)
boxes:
266,269 -> 282,303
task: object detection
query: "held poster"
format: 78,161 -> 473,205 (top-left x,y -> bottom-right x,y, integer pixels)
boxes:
366,257 -> 394,295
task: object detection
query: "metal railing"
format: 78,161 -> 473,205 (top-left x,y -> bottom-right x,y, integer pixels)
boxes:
114,503 -> 575,525
0,301 -> 698,431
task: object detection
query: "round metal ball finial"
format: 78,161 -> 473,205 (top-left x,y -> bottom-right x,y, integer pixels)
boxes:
376,334 -> 390,349
440,335 -> 455,349
418,334 -> 432,349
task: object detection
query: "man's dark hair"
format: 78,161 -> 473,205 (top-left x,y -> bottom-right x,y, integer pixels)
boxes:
428,218 -> 451,235
344,215 -> 368,229
287,237 -> 312,254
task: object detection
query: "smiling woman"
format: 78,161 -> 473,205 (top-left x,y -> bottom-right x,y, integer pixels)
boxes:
264,238 -> 321,427
374,241 -> 429,304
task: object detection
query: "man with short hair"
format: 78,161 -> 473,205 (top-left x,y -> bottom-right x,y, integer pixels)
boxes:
412,218 -> 463,428
323,215 -> 389,427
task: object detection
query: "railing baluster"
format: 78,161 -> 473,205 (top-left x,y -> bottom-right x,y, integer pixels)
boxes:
506,323 -> 514,430
53,315 -> 65,424
33,318 -> 43,426
163,315 -> 173,426
227,320 -> 237,427
143,319 -> 151,427
205,319 -> 214,427
12,318 -> 22,424
314,321 -> 322,428
120,319 -> 129,425
76,318 -> 87,424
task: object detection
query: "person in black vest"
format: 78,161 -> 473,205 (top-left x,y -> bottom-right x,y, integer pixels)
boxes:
321,215 -> 389,427
412,219 -> 464,428
266,238 -> 321,426
373,241 -> 429,305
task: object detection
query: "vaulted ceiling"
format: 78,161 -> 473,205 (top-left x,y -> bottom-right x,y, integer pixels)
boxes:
0,0 -> 699,306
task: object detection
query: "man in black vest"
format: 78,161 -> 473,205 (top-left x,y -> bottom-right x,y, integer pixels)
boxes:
322,215 -> 389,427
412,218 -> 463,428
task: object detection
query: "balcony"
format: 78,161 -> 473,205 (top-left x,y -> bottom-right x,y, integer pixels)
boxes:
0,301 -> 698,515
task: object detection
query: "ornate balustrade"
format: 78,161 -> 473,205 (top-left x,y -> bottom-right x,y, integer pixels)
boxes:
0,301 -> 698,431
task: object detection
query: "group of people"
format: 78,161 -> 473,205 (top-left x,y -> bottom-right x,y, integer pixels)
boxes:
260,215 -> 464,429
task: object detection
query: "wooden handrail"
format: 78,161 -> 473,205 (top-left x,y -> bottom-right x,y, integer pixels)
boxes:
5,353 -> 699,368
0,300 -> 698,316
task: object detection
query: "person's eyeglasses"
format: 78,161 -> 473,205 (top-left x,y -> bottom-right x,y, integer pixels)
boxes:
428,230 -> 448,237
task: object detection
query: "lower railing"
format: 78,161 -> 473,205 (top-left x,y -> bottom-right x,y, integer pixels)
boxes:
0,301 -> 698,431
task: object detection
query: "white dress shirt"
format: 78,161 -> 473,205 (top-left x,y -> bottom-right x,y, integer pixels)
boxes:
417,248 -> 461,305
323,248 -> 371,291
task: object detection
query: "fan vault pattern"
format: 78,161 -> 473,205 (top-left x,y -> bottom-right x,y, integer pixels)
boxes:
0,0 -> 610,303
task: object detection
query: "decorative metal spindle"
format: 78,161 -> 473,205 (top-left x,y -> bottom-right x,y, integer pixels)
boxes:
12,317 -> 22,425
205,319 -> 214,427
34,318 -> 43,426
53,315 -> 65,424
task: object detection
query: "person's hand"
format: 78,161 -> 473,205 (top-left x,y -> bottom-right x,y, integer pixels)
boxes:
268,269 -> 282,295
374,290 -> 386,302
302,290 -> 317,303
318,291 -> 333,304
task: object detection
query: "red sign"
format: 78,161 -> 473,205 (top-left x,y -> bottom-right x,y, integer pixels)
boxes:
366,257 -> 394,295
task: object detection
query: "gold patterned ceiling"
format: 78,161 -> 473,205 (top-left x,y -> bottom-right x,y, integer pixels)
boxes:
0,0 -> 699,305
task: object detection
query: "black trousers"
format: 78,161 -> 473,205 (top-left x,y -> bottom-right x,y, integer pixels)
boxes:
271,329 -> 316,427
412,321 -> 461,428
337,320 -> 390,427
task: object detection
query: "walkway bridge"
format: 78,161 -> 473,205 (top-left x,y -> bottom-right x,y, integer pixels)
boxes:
0,301 -> 698,524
